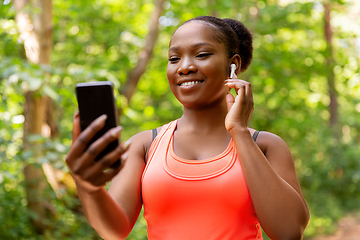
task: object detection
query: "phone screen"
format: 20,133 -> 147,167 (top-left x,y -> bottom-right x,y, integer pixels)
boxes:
75,81 -> 120,168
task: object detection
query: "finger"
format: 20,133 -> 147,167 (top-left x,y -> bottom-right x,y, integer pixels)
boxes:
79,126 -> 123,168
225,81 -> 246,97
236,84 -> 246,102
243,82 -> 254,108
226,92 -> 235,111
92,133 -> 129,171
94,168 -> 121,187
95,148 -> 123,171
225,80 -> 252,99
67,114 -> 108,162
232,72 -> 237,80
79,140 -> 131,187
225,79 -> 249,85
81,142 -> 127,183
244,81 -> 253,99
81,165 -> 121,187
72,112 -> 81,144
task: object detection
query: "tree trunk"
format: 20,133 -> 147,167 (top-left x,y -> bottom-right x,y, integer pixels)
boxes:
14,0 -> 54,233
120,0 -> 165,103
324,2 -> 339,134
14,0 -> 53,64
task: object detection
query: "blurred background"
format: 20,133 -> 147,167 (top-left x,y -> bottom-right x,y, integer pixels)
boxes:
0,0 -> 359,239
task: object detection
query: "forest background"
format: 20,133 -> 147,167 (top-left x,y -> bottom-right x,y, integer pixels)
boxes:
0,0 -> 359,239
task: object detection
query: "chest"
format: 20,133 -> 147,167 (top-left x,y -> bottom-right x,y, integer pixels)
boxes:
142,133 -> 254,214
141,121 -> 261,239
172,130 -> 231,160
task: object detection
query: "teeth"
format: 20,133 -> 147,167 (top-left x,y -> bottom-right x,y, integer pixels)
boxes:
180,81 -> 201,86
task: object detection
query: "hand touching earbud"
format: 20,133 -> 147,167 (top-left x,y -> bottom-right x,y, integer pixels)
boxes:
225,64 -> 254,134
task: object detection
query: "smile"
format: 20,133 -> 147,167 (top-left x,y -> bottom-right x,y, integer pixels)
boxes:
179,81 -> 203,86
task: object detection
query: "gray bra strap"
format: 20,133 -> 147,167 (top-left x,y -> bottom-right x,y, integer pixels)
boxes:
152,128 -> 158,141
252,130 -> 260,142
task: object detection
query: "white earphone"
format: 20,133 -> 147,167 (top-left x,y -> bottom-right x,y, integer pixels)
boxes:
230,64 -> 236,78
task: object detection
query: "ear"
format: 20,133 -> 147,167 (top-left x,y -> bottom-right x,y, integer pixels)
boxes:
229,54 -> 241,75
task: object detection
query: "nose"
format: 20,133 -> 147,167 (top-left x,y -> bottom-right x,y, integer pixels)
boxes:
177,57 -> 197,75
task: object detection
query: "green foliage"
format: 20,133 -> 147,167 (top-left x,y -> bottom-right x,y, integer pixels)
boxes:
0,0 -> 360,239
0,142 -> 100,239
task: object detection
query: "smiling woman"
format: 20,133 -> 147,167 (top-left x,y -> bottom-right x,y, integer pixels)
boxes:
65,15 -> 309,240
166,21 -> 230,109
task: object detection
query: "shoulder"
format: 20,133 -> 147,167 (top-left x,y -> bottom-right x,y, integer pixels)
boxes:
127,130 -> 153,160
248,129 -> 300,192
127,125 -> 164,162
249,129 -> 292,162
129,130 -> 153,148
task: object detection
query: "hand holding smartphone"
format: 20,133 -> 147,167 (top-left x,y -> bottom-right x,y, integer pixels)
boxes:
75,81 -> 121,168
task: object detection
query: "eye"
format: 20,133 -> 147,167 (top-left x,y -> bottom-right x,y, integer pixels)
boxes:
168,57 -> 180,63
196,53 -> 212,58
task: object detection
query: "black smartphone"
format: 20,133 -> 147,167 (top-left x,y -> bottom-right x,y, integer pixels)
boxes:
75,81 -> 120,168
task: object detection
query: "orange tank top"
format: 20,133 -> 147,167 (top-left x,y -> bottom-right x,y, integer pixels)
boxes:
141,120 -> 263,240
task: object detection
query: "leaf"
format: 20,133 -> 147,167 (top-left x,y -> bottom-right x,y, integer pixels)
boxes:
39,64 -> 52,73
39,156 -> 49,164
1,65 -> 19,78
45,152 -> 59,161
21,150 -> 33,159
42,85 -> 59,100
26,134 -> 45,143
27,77 -> 42,91
106,72 -> 121,88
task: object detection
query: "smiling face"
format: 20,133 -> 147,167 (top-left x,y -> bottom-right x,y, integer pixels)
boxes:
167,21 -> 231,109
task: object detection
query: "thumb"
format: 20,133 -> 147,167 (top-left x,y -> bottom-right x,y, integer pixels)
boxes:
226,92 -> 235,112
72,111 -> 81,145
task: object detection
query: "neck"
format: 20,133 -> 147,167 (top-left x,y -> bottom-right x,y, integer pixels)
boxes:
178,98 -> 228,133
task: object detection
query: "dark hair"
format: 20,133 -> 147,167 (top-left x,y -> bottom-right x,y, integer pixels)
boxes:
179,16 -> 253,72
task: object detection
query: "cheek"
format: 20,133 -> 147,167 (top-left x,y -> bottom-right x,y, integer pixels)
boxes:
166,63 -> 177,81
166,64 -> 171,80
204,58 -> 228,78
206,65 -> 228,84
166,67 -> 177,94
206,64 -> 229,96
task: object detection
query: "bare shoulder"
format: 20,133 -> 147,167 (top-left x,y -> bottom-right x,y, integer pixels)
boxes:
122,125 -> 163,164
108,130 -> 153,191
249,129 -> 295,170
108,130 -> 153,198
254,131 -> 290,156
127,130 -> 153,160
252,129 -> 301,183
249,129 -> 305,196
107,129 -> 155,225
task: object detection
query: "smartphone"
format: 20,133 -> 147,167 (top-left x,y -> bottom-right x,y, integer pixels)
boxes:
75,81 -> 120,168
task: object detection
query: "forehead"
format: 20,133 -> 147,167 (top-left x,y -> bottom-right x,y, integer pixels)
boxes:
169,21 -> 223,49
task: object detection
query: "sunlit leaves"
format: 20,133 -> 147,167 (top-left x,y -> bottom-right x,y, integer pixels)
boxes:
1,0 -> 360,238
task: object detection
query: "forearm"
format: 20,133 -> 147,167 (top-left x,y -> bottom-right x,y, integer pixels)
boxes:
77,186 -> 132,240
231,128 -> 309,240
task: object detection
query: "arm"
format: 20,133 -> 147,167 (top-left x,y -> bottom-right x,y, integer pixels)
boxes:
225,79 -> 309,240
232,129 -> 309,240
66,113 -> 149,240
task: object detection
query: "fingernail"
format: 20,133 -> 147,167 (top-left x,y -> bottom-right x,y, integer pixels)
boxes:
73,111 -> 79,119
111,126 -> 122,138
95,114 -> 107,126
123,139 -> 131,149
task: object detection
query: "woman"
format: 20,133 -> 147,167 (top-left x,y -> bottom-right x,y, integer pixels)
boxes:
66,16 -> 309,240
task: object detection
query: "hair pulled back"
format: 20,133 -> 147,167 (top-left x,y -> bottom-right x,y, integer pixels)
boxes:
180,16 -> 253,72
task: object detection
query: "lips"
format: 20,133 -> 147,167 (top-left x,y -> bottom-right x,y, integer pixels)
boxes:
177,79 -> 204,87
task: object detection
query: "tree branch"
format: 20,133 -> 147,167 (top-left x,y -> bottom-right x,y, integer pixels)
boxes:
120,0 -> 165,102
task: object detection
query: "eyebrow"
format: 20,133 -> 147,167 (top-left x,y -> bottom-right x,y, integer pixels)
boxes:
169,42 -> 216,51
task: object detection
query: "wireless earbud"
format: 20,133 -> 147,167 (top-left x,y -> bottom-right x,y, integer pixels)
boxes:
230,64 -> 236,78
